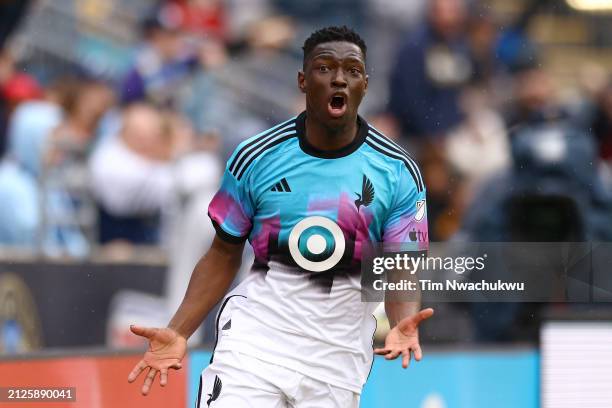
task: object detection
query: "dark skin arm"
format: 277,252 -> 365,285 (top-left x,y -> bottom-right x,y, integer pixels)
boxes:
167,236 -> 245,338
374,263 -> 434,369
128,235 -> 244,395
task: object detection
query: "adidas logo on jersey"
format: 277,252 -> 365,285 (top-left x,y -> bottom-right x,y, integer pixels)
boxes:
271,178 -> 291,192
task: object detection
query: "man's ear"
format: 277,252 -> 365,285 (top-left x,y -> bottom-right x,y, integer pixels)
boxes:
364,74 -> 369,94
297,70 -> 306,94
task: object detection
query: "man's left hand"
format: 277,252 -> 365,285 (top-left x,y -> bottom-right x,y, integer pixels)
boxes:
374,308 -> 434,369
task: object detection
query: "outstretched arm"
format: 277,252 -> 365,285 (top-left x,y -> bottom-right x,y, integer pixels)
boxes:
167,236 -> 245,339
128,235 -> 245,395
374,268 -> 434,369
385,300 -> 421,330
375,302 -> 434,369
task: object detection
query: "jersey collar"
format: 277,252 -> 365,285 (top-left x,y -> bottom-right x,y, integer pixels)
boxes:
296,111 -> 369,159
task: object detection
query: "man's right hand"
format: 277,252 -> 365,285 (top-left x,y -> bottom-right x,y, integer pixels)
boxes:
127,326 -> 187,395
126,236 -> 245,395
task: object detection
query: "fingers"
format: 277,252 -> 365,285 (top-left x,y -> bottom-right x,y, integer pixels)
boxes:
401,349 -> 412,369
159,362 -> 184,387
413,308 -> 434,325
127,360 -> 147,383
141,367 -> 157,396
377,345 -> 423,368
384,349 -> 401,360
160,368 -> 168,387
130,325 -> 157,339
413,344 -> 423,361
374,346 -> 399,359
128,356 -> 182,392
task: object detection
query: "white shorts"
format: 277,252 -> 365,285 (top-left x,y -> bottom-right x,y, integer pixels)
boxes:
196,350 -> 360,408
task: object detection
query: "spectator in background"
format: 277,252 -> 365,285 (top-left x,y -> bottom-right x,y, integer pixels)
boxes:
167,0 -> 226,40
380,0 -> 481,243
40,79 -> 115,255
419,144 -> 467,241
460,121 -> 612,341
0,153 -> 39,246
445,85 -> 510,200
120,4 -> 203,107
0,50 -> 42,158
494,0 -> 541,73
89,103 -> 191,245
0,0 -> 30,49
0,76 -> 114,256
46,79 -> 114,163
2,74 -> 42,110
592,81 -> 612,162
591,81 -> 612,191
0,79 -> 63,247
466,9 -> 500,86
417,83 -> 510,242
386,0 -> 471,143
503,64 -> 566,132
4,80 -> 65,180
0,50 -> 14,158
161,0 -> 230,67
273,0 -> 366,33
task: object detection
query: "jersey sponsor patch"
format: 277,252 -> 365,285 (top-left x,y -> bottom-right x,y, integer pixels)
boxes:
409,228 -> 428,242
288,216 -> 346,272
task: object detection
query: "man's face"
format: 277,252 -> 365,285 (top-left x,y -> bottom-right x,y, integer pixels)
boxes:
298,41 -> 368,128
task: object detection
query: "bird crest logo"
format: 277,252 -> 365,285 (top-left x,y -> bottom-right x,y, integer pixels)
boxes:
207,375 -> 222,406
355,175 -> 375,211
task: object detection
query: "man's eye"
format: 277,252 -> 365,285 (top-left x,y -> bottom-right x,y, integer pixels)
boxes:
319,65 -> 329,72
349,67 -> 361,74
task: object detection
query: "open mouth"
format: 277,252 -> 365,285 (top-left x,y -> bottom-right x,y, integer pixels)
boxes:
328,94 -> 347,118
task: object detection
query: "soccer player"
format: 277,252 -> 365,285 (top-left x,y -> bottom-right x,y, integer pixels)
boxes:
128,25 -> 433,407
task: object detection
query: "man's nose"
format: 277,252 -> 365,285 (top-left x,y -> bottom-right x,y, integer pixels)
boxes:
331,69 -> 347,87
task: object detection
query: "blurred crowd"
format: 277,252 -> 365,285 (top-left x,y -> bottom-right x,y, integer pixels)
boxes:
1,0 -> 612,343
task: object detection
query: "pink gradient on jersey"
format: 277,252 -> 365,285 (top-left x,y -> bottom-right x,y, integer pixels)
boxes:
337,193 -> 375,261
208,191 -> 252,235
306,193 -> 375,262
384,214 -> 429,251
250,216 -> 281,263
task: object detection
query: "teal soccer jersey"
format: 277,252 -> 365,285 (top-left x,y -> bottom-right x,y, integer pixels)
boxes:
208,111 -> 427,392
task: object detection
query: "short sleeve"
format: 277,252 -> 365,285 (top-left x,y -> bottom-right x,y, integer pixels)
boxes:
383,165 -> 428,250
208,160 -> 255,243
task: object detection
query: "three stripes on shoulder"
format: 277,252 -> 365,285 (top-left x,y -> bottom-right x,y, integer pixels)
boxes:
228,118 -> 297,181
365,127 -> 424,192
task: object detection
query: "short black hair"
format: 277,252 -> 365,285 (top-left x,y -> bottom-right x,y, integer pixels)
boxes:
302,26 -> 367,67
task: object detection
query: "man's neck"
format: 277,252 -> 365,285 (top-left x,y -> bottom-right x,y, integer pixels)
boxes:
304,114 -> 359,151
